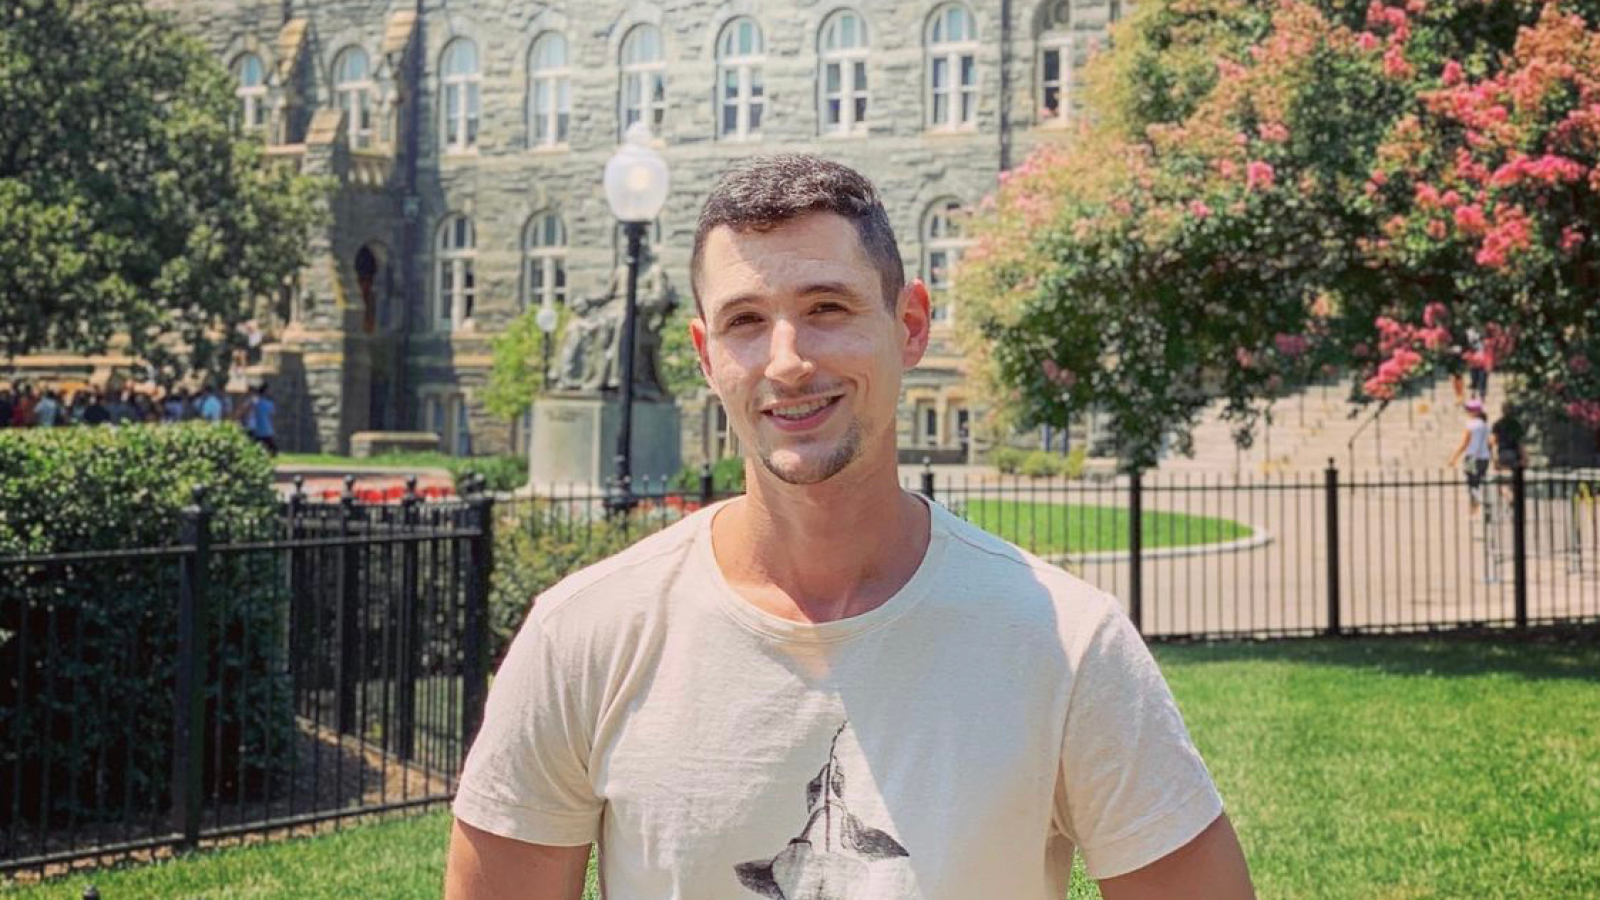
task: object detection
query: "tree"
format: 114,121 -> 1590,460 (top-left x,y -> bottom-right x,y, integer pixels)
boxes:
484,306 -> 564,422
0,0 -> 323,376
958,0 -> 1600,467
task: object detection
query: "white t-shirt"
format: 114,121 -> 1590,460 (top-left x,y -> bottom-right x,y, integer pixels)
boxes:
454,497 -> 1223,898
1466,418 -> 1492,461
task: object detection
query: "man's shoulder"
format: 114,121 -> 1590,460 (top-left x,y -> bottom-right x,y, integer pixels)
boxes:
529,504 -> 715,627
932,501 -> 1122,625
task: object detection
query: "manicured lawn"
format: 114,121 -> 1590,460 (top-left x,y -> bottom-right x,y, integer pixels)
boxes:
279,451 -> 460,470
958,498 -> 1253,554
8,636 -> 1596,899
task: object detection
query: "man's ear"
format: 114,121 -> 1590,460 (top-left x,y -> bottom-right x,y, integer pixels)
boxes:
897,279 -> 933,368
689,316 -> 716,388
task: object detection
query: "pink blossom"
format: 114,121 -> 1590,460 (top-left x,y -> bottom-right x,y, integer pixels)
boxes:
1415,182 -> 1441,207
1420,326 -> 1451,350
1353,342 -> 1372,359
1216,59 -> 1247,80
1236,347 -> 1256,369
1383,46 -> 1413,79
1426,219 -> 1447,239
1441,59 -> 1464,86
1358,31 -> 1380,52
1454,204 -> 1487,235
1405,0 -> 1426,13
1370,168 -> 1390,186
1363,376 -> 1397,400
1189,200 -> 1213,219
1570,356 -> 1592,375
1423,302 -> 1449,328
1274,333 -> 1310,357
1566,401 -> 1600,428
1560,226 -> 1586,252
1246,160 -> 1276,191
1258,122 -> 1290,143
1440,189 -> 1462,207
1042,359 -> 1078,387
1218,159 -> 1239,179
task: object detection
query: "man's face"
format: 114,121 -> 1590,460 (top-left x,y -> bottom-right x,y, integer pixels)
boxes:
691,212 -> 930,486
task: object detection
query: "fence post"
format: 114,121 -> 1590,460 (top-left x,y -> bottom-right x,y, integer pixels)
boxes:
171,486 -> 210,850
919,458 -> 935,502
286,476 -> 307,717
1128,469 -> 1143,634
699,463 -> 715,506
335,476 -> 360,735
395,477 -> 421,762
1325,458 -> 1342,637
461,477 -> 494,750
1513,464 -> 1528,630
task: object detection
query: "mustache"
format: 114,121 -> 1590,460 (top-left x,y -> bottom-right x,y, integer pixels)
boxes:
753,382 -> 847,407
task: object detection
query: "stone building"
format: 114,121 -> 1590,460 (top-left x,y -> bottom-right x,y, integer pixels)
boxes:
132,0 -> 1118,463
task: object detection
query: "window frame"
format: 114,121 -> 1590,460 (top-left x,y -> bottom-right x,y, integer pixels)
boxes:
435,215 -> 476,331
818,10 -> 870,136
440,39 -> 481,154
620,24 -> 666,135
922,199 -> 971,325
522,211 -> 568,311
925,3 -> 980,132
234,53 -> 268,135
527,32 -> 571,148
1035,1 -> 1073,125
716,17 -> 766,141
332,46 -> 374,148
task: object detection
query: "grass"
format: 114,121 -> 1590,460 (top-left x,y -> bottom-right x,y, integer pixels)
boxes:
7,635 -> 1596,899
958,498 -> 1253,554
278,452 -> 528,492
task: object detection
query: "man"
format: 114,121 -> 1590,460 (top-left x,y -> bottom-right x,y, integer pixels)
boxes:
196,385 -> 224,423
33,389 -> 60,428
82,392 -> 111,426
446,156 -> 1254,900
250,383 -> 277,454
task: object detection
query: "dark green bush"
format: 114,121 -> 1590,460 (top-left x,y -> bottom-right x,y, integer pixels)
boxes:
448,454 -> 527,493
668,456 -> 747,495
0,424 -> 292,829
991,446 -> 1026,474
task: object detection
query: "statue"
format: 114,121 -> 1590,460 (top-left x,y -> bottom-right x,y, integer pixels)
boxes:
552,258 -> 679,401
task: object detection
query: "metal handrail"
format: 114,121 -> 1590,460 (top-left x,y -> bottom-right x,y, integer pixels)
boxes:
1346,399 -> 1390,472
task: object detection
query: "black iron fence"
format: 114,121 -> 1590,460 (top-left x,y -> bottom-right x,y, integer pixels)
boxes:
0,478 -> 493,880
914,462 -> 1600,639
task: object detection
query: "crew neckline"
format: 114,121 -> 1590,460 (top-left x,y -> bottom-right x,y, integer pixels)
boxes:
694,493 -> 952,644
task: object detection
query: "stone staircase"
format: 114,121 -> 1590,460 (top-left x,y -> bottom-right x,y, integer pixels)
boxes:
1152,376 -> 1508,475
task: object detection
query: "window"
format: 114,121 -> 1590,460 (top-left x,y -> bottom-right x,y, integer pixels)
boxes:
926,4 -> 978,130
435,216 -> 476,330
620,25 -> 665,134
424,395 -> 446,443
523,212 -> 567,310
923,405 -> 940,447
923,199 -> 970,323
1036,1 -> 1072,123
528,32 -> 570,147
440,39 -> 481,153
333,46 -> 374,147
819,10 -> 869,135
717,18 -> 765,140
234,53 -> 267,134
453,396 -> 473,456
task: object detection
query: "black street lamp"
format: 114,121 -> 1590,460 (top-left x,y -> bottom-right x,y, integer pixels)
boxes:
602,123 -> 669,512
535,304 -> 559,389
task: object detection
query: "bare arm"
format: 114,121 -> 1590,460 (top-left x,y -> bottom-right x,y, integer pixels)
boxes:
443,819 -> 591,900
1447,428 -> 1470,466
1098,813 -> 1255,900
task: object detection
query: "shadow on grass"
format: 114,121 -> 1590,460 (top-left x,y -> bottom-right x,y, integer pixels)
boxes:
1151,624 -> 1600,684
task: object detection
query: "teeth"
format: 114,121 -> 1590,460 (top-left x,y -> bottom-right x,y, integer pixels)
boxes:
771,398 -> 832,420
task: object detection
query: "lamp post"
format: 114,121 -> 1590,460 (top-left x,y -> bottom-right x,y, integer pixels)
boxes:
602,123 -> 669,512
535,304 -> 559,390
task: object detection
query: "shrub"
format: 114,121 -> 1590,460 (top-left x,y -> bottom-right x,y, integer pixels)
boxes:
1020,450 -> 1066,478
449,454 -> 527,493
1064,447 -> 1088,480
991,446 -> 1026,474
0,424 -> 292,829
668,456 -> 747,495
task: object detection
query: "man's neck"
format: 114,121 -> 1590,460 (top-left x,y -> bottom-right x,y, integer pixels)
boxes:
711,457 -> 932,625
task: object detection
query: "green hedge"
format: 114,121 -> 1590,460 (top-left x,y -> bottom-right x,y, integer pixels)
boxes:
0,424 -> 292,829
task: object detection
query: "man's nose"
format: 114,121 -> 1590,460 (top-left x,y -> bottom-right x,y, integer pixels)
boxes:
763,319 -> 815,385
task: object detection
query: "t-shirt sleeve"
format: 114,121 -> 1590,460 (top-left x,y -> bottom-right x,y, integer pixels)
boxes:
452,602 -> 603,846
1053,602 -> 1223,880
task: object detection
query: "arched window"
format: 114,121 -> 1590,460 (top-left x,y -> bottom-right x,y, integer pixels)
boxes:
1036,1 -> 1072,123
926,4 -> 979,130
333,47 -> 373,148
922,199 -> 970,323
620,25 -> 666,134
523,212 -> 567,310
528,32 -> 570,147
818,10 -> 869,135
435,216 -> 476,330
440,39 -> 481,153
233,53 -> 267,134
717,18 -> 765,140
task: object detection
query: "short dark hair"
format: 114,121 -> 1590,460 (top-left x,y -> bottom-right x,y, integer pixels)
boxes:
689,155 -> 905,312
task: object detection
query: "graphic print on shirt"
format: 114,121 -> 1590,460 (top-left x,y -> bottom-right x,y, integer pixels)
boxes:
734,721 -> 910,899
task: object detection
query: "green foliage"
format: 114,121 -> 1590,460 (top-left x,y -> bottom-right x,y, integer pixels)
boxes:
668,456 -> 747,494
990,446 -> 1026,475
1020,450 -> 1066,478
0,424 -> 292,828
0,0 -> 325,374
484,305 -> 565,423
658,305 -> 709,399
449,454 -> 528,493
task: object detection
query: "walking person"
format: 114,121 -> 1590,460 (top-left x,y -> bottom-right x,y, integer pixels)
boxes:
249,383 -> 277,455
1448,398 -> 1495,516
445,156 -> 1254,900
33,390 -> 61,428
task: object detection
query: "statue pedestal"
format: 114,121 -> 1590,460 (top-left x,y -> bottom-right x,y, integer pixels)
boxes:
528,393 -> 682,491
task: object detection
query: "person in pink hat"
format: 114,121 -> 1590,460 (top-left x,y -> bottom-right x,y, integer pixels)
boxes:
1448,397 -> 1494,514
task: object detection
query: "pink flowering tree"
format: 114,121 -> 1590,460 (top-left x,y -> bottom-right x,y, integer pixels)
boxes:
958,0 -> 1600,467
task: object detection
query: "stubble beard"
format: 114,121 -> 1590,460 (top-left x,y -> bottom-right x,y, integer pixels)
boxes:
758,420 -> 864,485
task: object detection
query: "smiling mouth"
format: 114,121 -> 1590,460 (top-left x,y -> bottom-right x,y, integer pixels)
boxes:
763,395 -> 842,423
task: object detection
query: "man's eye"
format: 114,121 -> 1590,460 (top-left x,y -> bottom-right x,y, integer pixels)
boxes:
725,314 -> 760,328
812,302 -> 847,314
